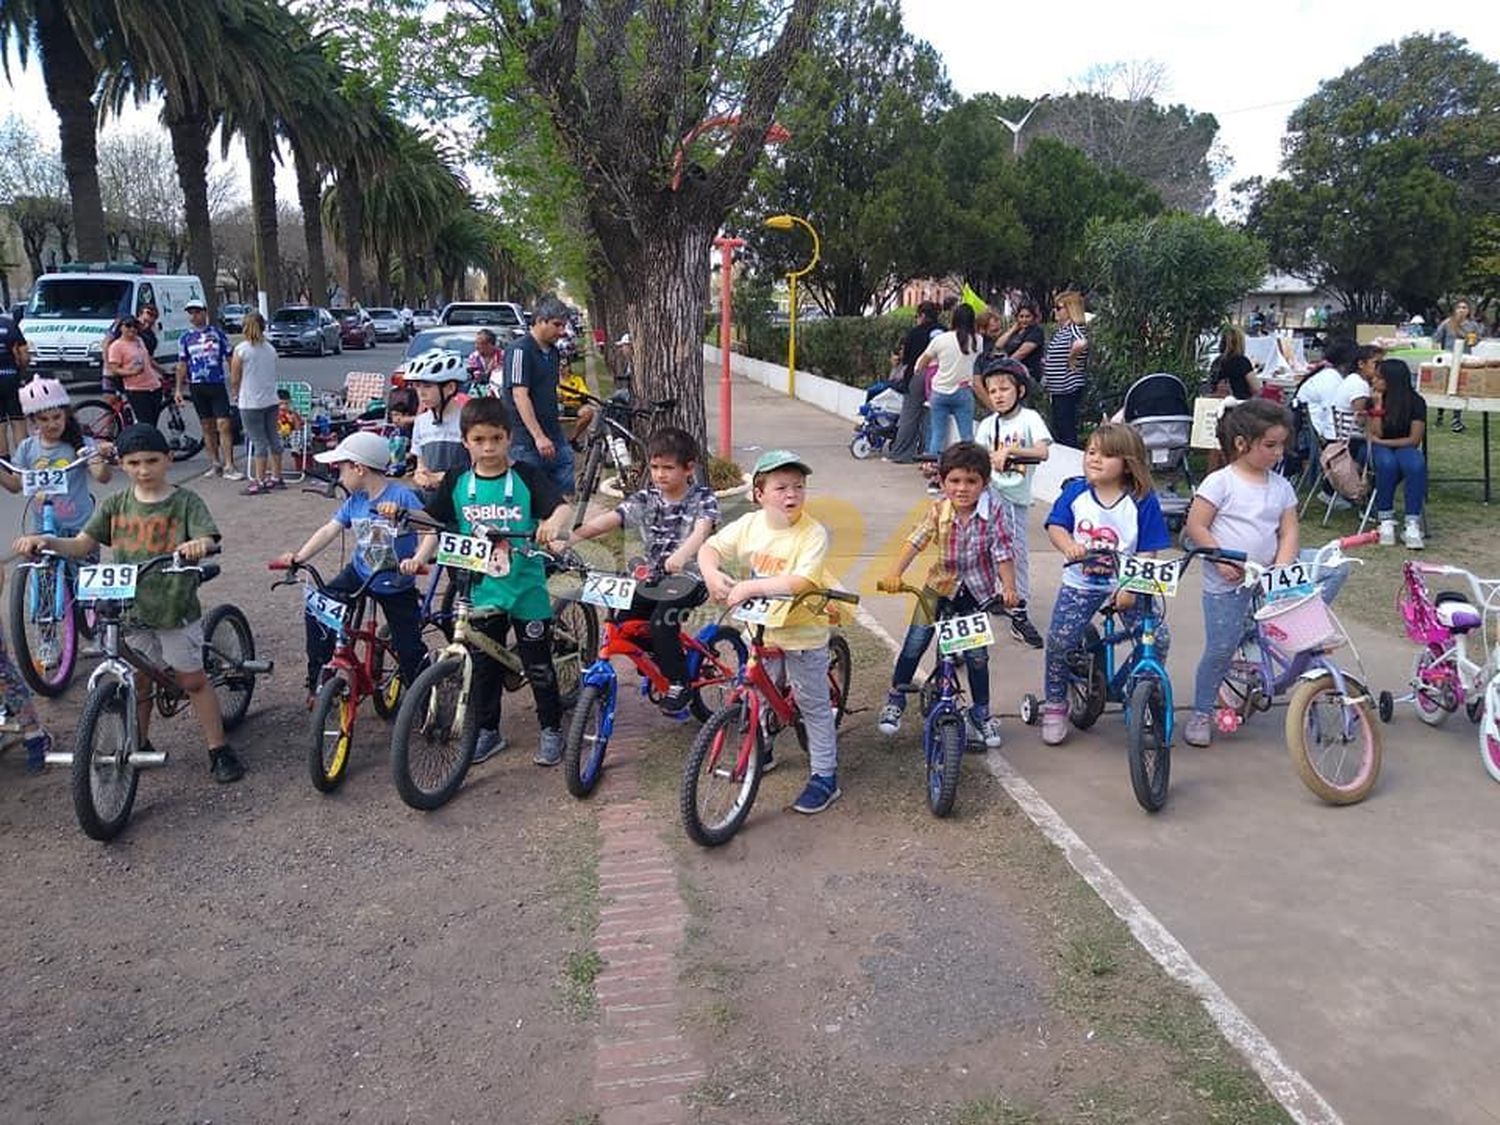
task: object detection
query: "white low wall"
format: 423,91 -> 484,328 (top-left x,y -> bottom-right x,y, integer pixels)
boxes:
705,343 -> 1082,504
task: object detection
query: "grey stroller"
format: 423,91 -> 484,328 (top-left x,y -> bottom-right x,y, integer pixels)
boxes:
1121,372 -> 1195,529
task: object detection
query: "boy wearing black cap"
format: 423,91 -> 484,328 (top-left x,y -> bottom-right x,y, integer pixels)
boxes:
13,424 -> 243,782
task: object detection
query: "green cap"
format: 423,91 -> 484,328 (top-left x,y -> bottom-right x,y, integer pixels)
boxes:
751,449 -> 813,477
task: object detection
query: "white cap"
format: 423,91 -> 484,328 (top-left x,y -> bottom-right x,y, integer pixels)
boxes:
1409,315 -> 1425,325
184,298 -> 207,311
615,332 -> 631,345
313,430 -> 390,469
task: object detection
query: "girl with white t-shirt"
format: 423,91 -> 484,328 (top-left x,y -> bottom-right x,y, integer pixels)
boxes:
912,304 -> 979,456
229,310 -> 284,493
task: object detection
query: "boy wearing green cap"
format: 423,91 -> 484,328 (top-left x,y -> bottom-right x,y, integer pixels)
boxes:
698,450 -> 841,814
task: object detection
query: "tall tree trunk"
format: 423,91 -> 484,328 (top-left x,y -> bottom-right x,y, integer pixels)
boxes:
291,140 -> 329,304
374,246 -> 393,305
336,169 -> 366,304
245,125 -> 283,311
35,6 -> 106,262
166,103 -> 218,312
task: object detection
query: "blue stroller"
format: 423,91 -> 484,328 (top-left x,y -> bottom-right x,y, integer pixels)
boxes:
850,381 -> 903,459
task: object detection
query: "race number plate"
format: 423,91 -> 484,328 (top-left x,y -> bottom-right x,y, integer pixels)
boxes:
436,531 -> 492,573
936,612 -> 994,655
21,468 -> 68,496
304,587 -> 347,632
1258,560 -> 1315,601
1117,555 -> 1181,597
78,563 -> 138,601
733,595 -> 787,625
581,572 -> 637,610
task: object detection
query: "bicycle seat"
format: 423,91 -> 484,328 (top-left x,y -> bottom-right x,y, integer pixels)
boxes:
1434,592 -> 1482,633
637,573 -> 701,603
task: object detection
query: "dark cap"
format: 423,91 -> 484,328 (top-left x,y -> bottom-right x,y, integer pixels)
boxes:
116,423 -> 170,457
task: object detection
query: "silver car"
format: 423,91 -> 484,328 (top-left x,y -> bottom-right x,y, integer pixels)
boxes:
367,307 -> 409,342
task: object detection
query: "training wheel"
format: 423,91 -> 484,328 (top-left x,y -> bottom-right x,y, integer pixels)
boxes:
1019,693 -> 1040,726
1377,690 -> 1394,724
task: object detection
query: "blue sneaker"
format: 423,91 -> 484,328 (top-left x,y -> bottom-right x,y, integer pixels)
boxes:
791,773 -> 841,815
23,731 -> 51,774
471,728 -> 508,764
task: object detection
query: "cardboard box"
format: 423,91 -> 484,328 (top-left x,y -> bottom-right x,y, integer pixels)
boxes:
1456,366 -> 1500,399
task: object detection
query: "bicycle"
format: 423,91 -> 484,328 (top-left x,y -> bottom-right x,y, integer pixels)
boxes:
65,548 -> 271,841
679,588 -> 857,847
2,451 -> 98,696
387,512 -> 588,810
74,392 -> 203,462
569,386 -> 675,530
268,558 -> 425,792
559,561 -> 748,798
1209,532 -> 1383,804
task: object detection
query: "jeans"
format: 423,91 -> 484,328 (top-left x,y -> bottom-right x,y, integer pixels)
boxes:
240,404 -> 283,457
995,494 -> 1031,604
513,440 -> 576,498
1044,585 -> 1170,704
620,577 -> 707,686
1371,444 -> 1426,518
771,645 -> 836,776
926,386 -> 975,454
304,564 -> 427,693
890,587 -> 991,713
1047,389 -> 1082,448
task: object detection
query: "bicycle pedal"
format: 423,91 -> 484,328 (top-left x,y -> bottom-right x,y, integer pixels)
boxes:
128,749 -> 169,767
43,751 -> 74,767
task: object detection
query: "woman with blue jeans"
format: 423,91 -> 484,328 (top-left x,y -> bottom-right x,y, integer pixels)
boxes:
912,304 -> 979,455
1367,359 -> 1427,549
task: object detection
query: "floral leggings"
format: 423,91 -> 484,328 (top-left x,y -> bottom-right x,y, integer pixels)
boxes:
1044,584 -> 1171,704
0,629 -> 40,729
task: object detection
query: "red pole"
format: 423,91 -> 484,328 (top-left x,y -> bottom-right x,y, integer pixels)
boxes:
713,235 -> 744,460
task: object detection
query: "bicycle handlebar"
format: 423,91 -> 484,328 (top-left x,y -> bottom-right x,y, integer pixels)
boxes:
884,581 -> 1013,617
0,452 -> 101,475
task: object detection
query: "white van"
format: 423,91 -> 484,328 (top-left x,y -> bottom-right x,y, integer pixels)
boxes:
22,269 -> 206,384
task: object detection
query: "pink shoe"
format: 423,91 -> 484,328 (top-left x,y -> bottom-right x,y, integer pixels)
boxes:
1041,703 -> 1069,746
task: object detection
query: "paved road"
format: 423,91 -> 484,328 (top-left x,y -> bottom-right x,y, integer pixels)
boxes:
708,371 -> 1500,1125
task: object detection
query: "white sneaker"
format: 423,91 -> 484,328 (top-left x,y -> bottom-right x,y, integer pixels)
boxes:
201,464 -> 221,479
1403,519 -> 1425,550
222,468 -> 246,481
1378,518 -> 1396,546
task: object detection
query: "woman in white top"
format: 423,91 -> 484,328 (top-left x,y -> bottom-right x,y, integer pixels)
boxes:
229,310 -> 285,493
912,303 -> 979,455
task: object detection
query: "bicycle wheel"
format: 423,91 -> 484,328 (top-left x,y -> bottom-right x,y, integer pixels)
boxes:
552,596 -> 599,680
1285,673 -> 1382,804
72,682 -> 139,842
309,674 -> 356,793
1479,675 -> 1500,783
391,655 -> 473,810
549,608 -> 591,711
927,710 -> 965,818
849,435 -> 874,459
688,626 -> 749,722
7,560 -> 78,696
74,399 -> 123,443
681,698 -> 763,847
1412,649 -> 1455,728
571,444 -> 604,530
1067,625 -> 1107,730
563,682 -> 612,798
1126,678 -> 1171,813
203,604 -> 256,731
369,636 -> 405,720
163,401 -> 204,462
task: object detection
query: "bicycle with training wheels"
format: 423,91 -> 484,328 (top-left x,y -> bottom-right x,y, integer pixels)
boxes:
569,386 -> 675,530
1210,532 -> 1383,804
75,393 -> 203,462
558,559 -> 748,798
2,452 -> 98,695
680,588 -> 857,846
62,547 -> 271,840
387,512 -> 587,810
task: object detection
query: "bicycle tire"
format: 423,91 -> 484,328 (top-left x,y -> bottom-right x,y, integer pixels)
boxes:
1412,649 -> 1454,728
688,626 -> 749,722
1479,676 -> 1500,783
1126,678 -> 1171,813
552,596 -> 599,689
370,635 -> 404,720
1068,625 -> 1107,730
927,711 -> 965,818
563,682 -> 611,798
849,435 -> 874,459
72,682 -> 139,842
8,560 -> 77,696
391,655 -> 473,810
203,604 -> 256,731
1285,674 -> 1382,804
75,399 -> 123,443
681,698 -> 763,847
309,674 -> 356,793
571,443 -> 604,530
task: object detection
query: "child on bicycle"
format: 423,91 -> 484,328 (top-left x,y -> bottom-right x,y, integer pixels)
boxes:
0,377 -> 114,532
405,350 -> 470,492
876,441 -> 1018,749
398,396 -> 572,766
972,355 -> 1050,649
568,427 -> 720,715
1039,423 -> 1172,747
275,430 -> 428,707
13,424 -> 243,782
698,450 -> 841,815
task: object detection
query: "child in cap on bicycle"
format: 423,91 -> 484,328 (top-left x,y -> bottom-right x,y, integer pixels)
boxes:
698,450 -> 842,815
398,396 -> 572,766
275,430 -> 428,708
567,427 -> 720,715
0,377 -> 114,532
876,441 -> 1018,749
12,424 -> 243,782
1040,423 -> 1171,747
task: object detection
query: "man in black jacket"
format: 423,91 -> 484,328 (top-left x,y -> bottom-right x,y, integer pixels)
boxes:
885,301 -> 943,464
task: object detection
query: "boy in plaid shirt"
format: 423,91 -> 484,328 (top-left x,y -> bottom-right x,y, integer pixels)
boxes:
877,441 -> 1017,748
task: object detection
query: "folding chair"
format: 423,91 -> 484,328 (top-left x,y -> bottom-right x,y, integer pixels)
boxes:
341,371 -> 388,415
243,379 -> 313,483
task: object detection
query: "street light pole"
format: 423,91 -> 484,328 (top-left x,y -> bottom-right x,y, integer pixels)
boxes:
763,213 -> 821,397
712,234 -> 744,460
995,93 -> 1051,156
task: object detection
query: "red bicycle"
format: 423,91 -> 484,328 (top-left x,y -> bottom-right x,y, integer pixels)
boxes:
679,588 -> 857,846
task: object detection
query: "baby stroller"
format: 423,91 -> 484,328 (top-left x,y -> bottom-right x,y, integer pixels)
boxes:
1121,372 -> 1195,530
850,380 -> 903,459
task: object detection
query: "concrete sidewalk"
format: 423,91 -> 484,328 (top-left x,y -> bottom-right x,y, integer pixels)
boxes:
708,368 -> 1500,1125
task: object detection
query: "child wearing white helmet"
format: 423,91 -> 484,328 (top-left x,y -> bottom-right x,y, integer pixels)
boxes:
405,349 -> 470,492
0,377 -> 114,534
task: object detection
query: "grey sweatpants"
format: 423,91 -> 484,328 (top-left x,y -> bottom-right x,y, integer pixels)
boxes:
769,645 -> 837,777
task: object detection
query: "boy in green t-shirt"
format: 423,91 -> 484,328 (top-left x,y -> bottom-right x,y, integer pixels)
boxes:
400,397 -> 572,765
13,424 -> 243,782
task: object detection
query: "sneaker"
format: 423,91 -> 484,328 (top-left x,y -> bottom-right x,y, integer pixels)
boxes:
471,727 -> 508,764
209,745 -> 246,783
877,694 -> 904,735
925,481 -> 942,497
23,731 -> 51,774
200,464 -> 222,479
791,773 -> 841,814
760,743 -> 778,774
1452,416 -> 1466,434
979,713 -> 1004,750
222,468 -> 246,481
1378,518 -> 1396,546
1041,703 -> 1069,746
1403,519 -> 1425,550
1183,712 -> 1212,747
658,683 -> 691,716
243,480 -> 265,496
533,728 -> 564,766
1010,613 -> 1044,649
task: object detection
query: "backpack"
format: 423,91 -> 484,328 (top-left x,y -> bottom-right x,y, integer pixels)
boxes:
1319,439 -> 1366,501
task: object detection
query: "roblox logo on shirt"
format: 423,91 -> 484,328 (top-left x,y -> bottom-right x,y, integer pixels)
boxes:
461,503 -> 524,523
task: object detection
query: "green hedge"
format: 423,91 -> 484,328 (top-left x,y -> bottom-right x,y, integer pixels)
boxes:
738,309 -> 916,387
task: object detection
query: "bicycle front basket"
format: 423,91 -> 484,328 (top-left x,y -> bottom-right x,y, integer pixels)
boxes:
1254,591 -> 1343,654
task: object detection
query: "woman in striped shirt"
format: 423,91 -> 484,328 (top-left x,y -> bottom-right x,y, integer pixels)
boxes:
1041,290 -> 1089,448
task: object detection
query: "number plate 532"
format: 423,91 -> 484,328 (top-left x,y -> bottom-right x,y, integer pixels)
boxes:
581,572 -> 636,610
78,563 -> 138,600
936,612 -> 993,654
1117,555 -> 1181,597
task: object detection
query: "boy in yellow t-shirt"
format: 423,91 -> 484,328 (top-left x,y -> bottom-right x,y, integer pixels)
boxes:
699,450 -> 841,815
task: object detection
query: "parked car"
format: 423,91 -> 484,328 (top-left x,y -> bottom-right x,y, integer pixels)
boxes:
268,306 -> 342,356
411,308 -> 440,331
218,303 -> 250,333
367,307 -> 408,342
393,327 -> 478,382
330,307 -> 376,349
438,301 -> 526,339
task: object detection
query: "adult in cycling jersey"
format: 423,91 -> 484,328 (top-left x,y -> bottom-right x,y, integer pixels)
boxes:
175,299 -> 240,479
